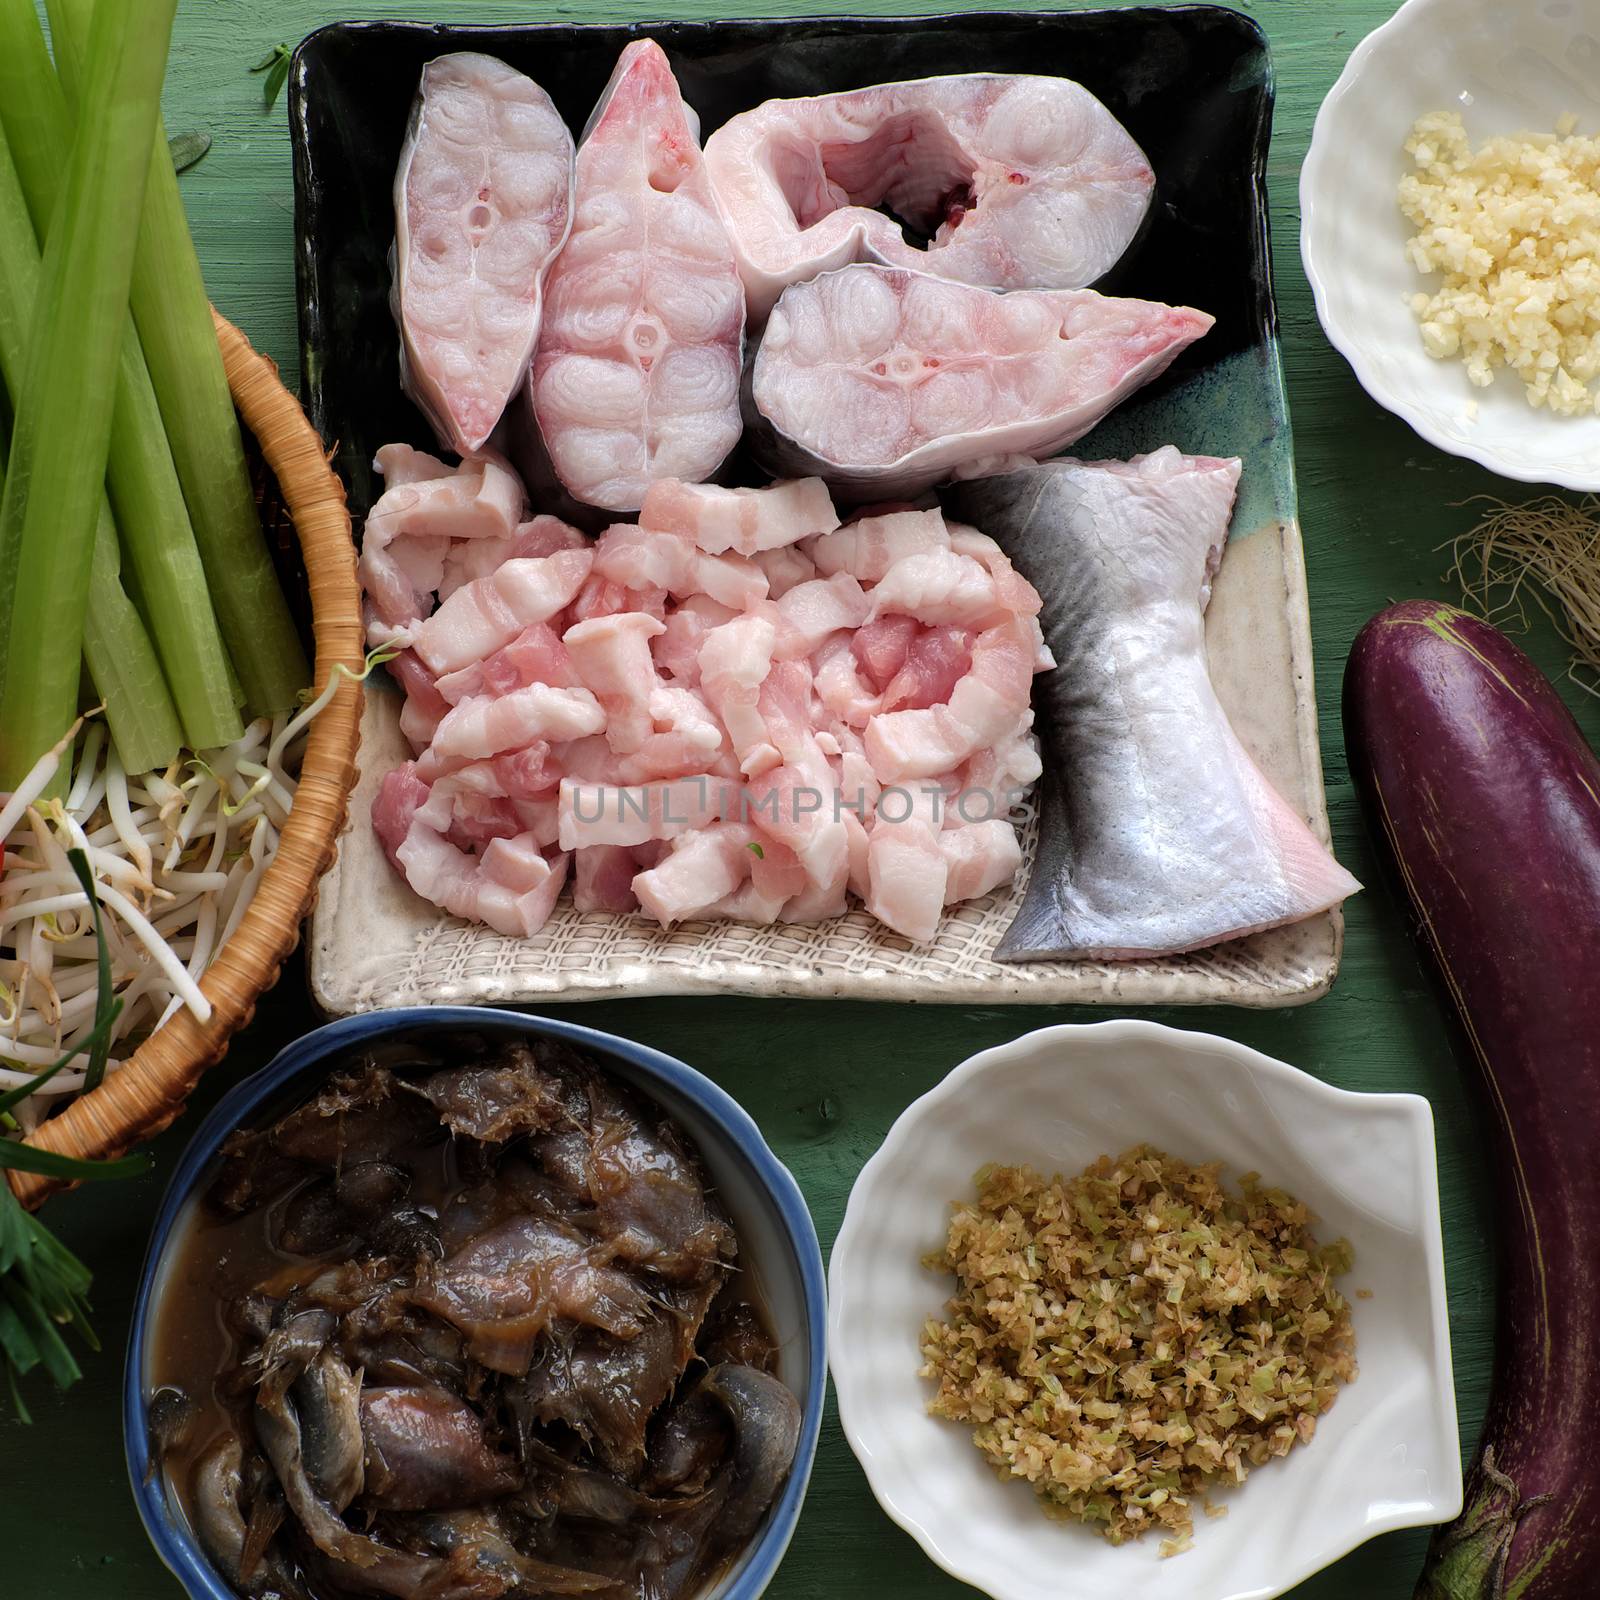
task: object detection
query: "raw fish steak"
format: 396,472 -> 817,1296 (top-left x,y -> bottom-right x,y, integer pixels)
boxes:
704,74 -> 1154,321
531,40 -> 745,513
750,265 -> 1212,501
946,449 -> 1360,961
393,54 -> 575,455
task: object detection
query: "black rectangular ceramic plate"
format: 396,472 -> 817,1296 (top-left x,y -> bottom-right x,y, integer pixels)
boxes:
295,11 -> 1346,1011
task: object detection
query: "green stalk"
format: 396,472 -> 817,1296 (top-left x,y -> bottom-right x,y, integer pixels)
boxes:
0,0 -> 181,785
50,0 -> 309,720
0,119 -> 178,775
0,0 -> 241,757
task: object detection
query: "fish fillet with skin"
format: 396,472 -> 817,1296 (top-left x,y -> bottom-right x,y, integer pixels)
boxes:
704,74 -> 1154,322
945,449 -> 1360,961
392,54 -> 575,455
531,40 -> 745,513
750,265 -> 1212,501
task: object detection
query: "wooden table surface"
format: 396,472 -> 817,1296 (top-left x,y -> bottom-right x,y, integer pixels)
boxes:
9,2 -> 1590,1596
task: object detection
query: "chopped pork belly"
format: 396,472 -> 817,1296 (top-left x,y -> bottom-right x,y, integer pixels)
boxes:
574,842 -> 660,914
867,549 -> 1003,628
751,543 -> 817,599
361,452 -> 524,639
881,626 -> 974,712
940,820 -> 1024,903
368,462 -> 1047,941
434,623 -> 581,704
372,763 -> 571,938
412,549 -> 593,673
639,476 -> 839,555
557,774 -> 730,850
772,573 -> 870,659
430,683 -> 606,763
564,611 -> 667,751
806,507 -> 949,583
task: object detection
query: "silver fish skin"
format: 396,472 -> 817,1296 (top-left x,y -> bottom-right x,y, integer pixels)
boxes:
945,449 -> 1360,961
705,74 -> 1155,322
531,39 -> 745,514
749,265 -> 1211,502
392,53 -> 575,456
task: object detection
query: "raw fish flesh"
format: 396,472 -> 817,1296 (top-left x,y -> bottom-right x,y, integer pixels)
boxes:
704,74 -> 1154,321
750,265 -> 1212,500
393,54 -> 575,455
945,449 -> 1360,960
531,40 -> 745,512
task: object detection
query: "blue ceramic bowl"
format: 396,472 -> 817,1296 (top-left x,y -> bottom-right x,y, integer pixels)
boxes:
124,1006 -> 826,1600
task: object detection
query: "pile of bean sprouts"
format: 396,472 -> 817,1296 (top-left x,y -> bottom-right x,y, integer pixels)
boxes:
0,673 -> 349,1131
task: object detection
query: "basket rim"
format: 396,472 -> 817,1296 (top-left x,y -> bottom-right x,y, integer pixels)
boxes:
7,311 -> 364,1209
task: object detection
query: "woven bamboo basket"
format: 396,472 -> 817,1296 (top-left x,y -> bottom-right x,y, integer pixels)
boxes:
6,312 -> 364,1209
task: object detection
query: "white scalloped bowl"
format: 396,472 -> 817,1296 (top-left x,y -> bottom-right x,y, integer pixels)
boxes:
1302,0 -> 1600,487
828,1021 -> 1460,1600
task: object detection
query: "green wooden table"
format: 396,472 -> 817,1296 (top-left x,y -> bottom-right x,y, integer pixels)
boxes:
8,1 -> 1583,1594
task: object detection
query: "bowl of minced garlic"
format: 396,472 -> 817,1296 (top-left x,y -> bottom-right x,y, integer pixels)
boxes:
1400,111 -> 1600,416
919,1147 -> 1357,1557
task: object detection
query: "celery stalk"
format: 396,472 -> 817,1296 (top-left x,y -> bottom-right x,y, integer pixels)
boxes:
48,0 -> 309,719
0,121 -> 180,776
0,0 -> 180,786
0,0 -> 241,757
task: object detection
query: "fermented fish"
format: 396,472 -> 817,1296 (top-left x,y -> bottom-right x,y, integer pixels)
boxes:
531,40 -> 745,513
704,74 -> 1154,321
750,265 -> 1211,501
945,449 -> 1360,961
393,54 -> 575,455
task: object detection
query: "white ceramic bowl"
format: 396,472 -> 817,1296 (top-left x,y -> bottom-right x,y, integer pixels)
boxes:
1302,0 -> 1600,487
828,1021 -> 1460,1600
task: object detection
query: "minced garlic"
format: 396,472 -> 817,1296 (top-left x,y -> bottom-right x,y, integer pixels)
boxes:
1399,110 -> 1600,415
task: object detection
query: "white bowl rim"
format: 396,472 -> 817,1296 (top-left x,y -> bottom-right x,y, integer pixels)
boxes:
827,1017 -> 1460,1600
1299,0 -> 1600,491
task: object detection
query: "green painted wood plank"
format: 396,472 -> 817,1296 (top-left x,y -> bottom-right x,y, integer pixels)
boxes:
2,4 -> 1585,1598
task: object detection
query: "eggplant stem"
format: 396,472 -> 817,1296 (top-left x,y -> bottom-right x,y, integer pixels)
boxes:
1419,1448 -> 1555,1600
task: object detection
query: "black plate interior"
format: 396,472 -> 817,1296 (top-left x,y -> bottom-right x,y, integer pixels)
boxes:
289,8 -> 1275,521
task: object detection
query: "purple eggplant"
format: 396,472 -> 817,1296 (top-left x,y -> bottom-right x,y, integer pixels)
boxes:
1343,600 -> 1600,1600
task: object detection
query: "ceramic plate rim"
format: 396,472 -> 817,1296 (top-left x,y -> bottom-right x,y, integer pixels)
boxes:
295,8 -> 1345,1011
1300,0 -> 1600,490
827,1018 -> 1460,1600
122,1006 -> 827,1600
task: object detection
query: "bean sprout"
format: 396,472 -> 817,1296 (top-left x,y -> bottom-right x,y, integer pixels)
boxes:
0,710 -> 314,1121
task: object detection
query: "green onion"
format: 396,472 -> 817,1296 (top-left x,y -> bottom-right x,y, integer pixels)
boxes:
0,0 -> 242,760
51,0 -> 309,720
0,119 -> 180,775
0,0 -> 183,786
0,1144 -> 151,1183
0,891 -> 149,1421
